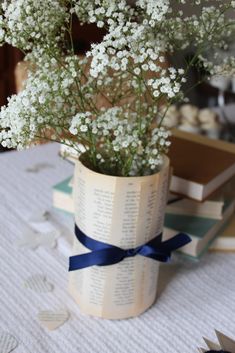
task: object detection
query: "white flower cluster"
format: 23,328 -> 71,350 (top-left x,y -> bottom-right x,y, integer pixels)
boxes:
160,1 -> 235,67
213,57 -> 235,76
85,1 -> 213,103
136,0 -> 170,25
69,107 -> 171,175
147,68 -> 185,99
144,127 -> 171,169
1,0 -> 68,51
71,0 -> 132,27
87,18 -> 163,77
0,55 -> 88,149
186,6 -> 234,48
0,0 -> 234,176
0,14 -> 5,44
70,111 -> 92,135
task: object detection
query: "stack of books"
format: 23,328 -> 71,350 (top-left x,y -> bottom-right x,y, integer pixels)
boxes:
53,130 -> 235,260
165,129 -> 235,258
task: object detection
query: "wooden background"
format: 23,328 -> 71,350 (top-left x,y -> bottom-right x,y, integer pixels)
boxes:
0,45 -> 23,106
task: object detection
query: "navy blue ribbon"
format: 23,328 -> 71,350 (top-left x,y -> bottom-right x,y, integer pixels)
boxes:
205,351 -> 231,353
69,224 -> 191,271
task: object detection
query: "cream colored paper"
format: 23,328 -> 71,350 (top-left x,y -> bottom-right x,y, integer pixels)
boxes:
0,332 -> 18,353
199,330 -> 235,353
69,157 -> 170,319
216,330 -> 235,352
24,274 -> 53,293
38,310 -> 69,331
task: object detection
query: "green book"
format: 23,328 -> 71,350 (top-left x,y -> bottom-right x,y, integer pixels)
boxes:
210,213 -> 235,252
52,176 -> 74,214
163,200 -> 235,259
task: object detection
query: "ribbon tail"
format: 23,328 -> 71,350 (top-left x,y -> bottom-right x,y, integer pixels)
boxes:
139,245 -> 170,262
140,232 -> 191,262
69,247 -> 126,271
161,232 -> 191,251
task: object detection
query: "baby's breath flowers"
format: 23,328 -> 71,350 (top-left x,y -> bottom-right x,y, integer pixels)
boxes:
1,0 -> 68,52
0,0 -> 234,176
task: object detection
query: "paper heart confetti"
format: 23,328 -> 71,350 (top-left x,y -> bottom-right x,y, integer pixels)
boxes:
25,162 -> 55,173
29,208 -> 74,240
29,210 -> 64,236
15,226 -> 40,250
38,230 -> 58,248
24,274 -> 53,293
38,310 -> 69,331
28,210 -> 50,223
0,332 -> 18,353
16,228 -> 59,250
15,209 -> 71,251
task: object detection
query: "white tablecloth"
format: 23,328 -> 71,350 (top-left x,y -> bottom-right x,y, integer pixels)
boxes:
0,143 -> 235,353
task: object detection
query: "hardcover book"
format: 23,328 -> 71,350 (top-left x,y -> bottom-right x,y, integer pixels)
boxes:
210,213 -> 235,251
168,129 -> 235,201
52,176 -> 74,214
166,196 -> 224,220
167,175 -> 235,219
163,200 -> 235,258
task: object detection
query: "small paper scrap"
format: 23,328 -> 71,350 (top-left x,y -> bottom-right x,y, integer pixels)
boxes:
29,208 -> 74,241
39,230 -> 58,248
38,310 -> 69,331
198,330 -> 235,353
24,274 -> 53,293
15,226 -> 40,250
28,210 -> 50,223
25,162 -> 55,173
16,228 -> 58,250
0,332 -> 18,353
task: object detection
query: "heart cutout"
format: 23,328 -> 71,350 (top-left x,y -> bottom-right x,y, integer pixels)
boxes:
28,210 -> 50,223
25,274 -> 53,293
38,310 -> 69,331
16,228 -> 58,250
15,227 -> 40,250
38,230 -> 59,248
25,163 -> 55,173
0,332 -> 18,353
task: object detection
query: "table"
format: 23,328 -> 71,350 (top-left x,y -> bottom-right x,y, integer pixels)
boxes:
0,143 -> 235,353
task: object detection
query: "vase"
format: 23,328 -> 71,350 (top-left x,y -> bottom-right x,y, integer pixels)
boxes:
69,156 -> 170,319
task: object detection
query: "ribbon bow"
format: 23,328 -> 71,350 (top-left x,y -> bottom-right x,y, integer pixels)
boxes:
69,224 -> 191,271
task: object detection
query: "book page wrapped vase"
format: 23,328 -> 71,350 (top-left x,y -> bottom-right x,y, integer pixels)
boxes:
68,155 -> 189,319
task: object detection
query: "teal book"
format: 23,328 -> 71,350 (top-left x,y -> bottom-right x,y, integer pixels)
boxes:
163,200 -> 235,259
210,213 -> 235,251
52,176 -> 74,214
